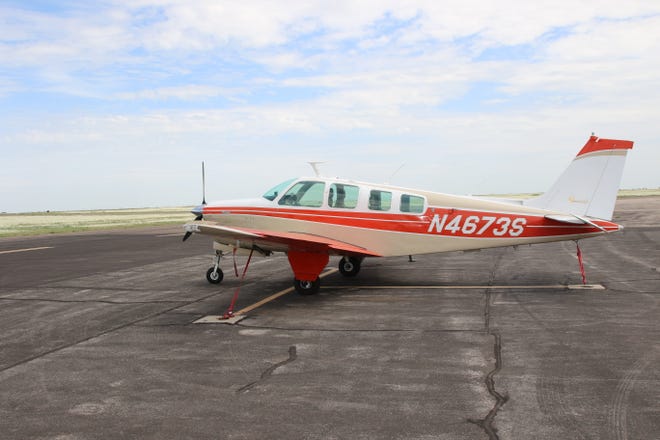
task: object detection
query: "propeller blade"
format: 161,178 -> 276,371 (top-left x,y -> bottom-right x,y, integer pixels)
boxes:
183,162 -> 207,243
202,161 -> 206,206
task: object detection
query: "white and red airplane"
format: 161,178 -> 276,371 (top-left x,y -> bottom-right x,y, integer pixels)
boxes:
183,135 -> 633,307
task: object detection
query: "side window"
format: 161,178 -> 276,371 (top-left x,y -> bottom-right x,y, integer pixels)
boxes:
278,181 -> 325,207
328,184 -> 359,209
368,190 -> 392,211
400,194 -> 425,213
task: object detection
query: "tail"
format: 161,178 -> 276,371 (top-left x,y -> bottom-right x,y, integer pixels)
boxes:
524,135 -> 634,220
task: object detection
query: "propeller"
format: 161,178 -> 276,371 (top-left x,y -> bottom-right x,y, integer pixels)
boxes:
183,161 -> 207,242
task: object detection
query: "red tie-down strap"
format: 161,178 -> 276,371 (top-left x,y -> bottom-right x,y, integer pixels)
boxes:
576,241 -> 587,285
223,248 -> 254,319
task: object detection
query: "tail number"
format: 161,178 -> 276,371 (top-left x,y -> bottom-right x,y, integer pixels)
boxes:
428,214 -> 526,237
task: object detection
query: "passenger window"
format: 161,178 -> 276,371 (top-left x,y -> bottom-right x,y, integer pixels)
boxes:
278,181 -> 325,207
368,190 -> 392,211
328,183 -> 359,209
400,194 -> 425,213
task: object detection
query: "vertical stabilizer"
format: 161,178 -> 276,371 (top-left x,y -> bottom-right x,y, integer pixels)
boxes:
524,135 -> 634,220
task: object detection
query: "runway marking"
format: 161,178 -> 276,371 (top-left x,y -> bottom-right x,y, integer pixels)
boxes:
0,246 -> 54,255
322,284 -> 605,290
156,233 -> 183,238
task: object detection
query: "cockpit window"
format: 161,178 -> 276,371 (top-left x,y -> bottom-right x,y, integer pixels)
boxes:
328,183 -> 359,209
278,181 -> 325,207
262,178 -> 296,201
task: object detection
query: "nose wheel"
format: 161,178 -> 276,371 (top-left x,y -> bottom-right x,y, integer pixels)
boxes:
206,266 -> 224,284
205,251 -> 224,284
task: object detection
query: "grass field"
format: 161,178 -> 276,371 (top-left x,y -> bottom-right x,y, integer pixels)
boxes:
483,188 -> 660,199
0,207 -> 195,238
2,188 -> 658,238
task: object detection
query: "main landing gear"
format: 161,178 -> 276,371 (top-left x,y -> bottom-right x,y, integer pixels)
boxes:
338,256 -> 362,277
293,278 -> 321,295
202,252 -> 365,298
293,256 -> 363,295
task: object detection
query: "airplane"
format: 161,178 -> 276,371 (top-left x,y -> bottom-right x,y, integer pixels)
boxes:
183,134 -> 633,316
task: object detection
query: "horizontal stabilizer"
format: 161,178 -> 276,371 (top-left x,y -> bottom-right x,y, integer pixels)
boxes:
545,214 -> 587,224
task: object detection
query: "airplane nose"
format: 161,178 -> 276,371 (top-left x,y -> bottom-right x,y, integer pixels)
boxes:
191,204 -> 204,218
183,204 -> 205,242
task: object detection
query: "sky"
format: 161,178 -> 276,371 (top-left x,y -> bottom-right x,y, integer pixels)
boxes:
1,0 -> 659,213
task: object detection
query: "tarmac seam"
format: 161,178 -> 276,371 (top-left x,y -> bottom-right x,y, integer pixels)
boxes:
0,289 -> 227,374
13,285 -> 188,292
0,297 -> 189,305
236,345 -> 297,394
236,323 -> 484,333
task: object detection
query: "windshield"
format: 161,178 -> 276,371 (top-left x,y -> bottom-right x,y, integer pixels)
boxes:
278,181 -> 325,207
262,178 -> 296,201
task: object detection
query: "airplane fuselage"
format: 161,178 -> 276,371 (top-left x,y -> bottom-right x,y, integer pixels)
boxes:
199,177 -> 620,258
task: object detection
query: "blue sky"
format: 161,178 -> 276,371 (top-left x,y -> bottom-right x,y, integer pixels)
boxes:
1,1 -> 659,212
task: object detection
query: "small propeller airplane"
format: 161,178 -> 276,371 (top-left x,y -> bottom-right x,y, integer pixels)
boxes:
183,134 -> 633,316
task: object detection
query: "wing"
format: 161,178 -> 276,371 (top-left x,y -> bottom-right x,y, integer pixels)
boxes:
183,221 -> 382,257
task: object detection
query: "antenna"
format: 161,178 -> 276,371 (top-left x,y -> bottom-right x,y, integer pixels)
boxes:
308,161 -> 325,177
386,163 -> 406,184
202,161 -> 206,205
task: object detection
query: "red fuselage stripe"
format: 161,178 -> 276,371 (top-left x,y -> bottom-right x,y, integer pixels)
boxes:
203,206 -> 618,239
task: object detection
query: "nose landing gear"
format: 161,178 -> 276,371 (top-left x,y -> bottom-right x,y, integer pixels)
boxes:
206,251 -> 224,284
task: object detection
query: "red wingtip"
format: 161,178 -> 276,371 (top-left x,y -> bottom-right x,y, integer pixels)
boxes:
577,135 -> 634,157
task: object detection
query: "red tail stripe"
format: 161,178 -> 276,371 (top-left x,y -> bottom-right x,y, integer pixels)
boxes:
577,135 -> 633,157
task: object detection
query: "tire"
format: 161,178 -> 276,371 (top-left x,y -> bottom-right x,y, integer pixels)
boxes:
206,267 -> 224,284
294,278 -> 321,295
338,256 -> 361,277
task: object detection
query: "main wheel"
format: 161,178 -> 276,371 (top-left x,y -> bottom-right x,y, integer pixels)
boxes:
338,256 -> 361,277
206,267 -> 224,284
293,278 -> 321,295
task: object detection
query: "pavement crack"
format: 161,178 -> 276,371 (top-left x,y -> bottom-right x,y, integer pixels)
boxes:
468,251 -> 508,440
237,345 -> 297,394
469,331 -> 509,439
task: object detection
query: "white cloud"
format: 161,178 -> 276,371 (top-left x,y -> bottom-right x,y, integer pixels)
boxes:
1,1 -> 659,212
115,85 -> 236,101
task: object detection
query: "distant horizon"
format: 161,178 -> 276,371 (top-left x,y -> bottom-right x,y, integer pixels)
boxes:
2,2 -> 659,213
3,187 -> 659,215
